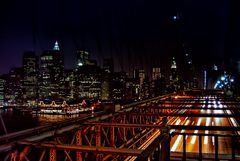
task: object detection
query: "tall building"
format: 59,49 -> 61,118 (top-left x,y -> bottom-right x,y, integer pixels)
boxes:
170,57 -> 178,82
152,67 -> 161,80
133,69 -> 145,88
125,78 -> 140,101
76,50 -> 90,67
0,77 -> 5,107
141,76 -> 150,99
112,72 -> 127,101
39,42 -> 64,100
22,51 -> 39,103
76,65 -> 102,99
64,69 -> 77,100
5,68 -> 23,104
182,52 -> 198,89
53,41 -> 60,51
103,58 -> 114,74
101,58 -> 114,100
133,69 -> 146,98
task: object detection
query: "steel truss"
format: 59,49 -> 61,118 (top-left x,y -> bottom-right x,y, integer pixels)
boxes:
3,111 -> 171,161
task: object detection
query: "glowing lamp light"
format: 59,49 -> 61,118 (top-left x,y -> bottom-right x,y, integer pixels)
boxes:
173,16 -> 177,20
221,76 -> 225,81
230,79 -> 234,82
78,62 -> 83,66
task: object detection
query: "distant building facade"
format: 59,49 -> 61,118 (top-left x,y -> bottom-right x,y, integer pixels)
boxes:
22,51 -> 39,103
112,72 -> 127,101
39,42 -> 64,101
101,58 -> 114,100
5,68 -> 23,104
152,67 -> 161,80
76,50 -> 90,67
0,77 -> 5,107
76,65 -> 102,99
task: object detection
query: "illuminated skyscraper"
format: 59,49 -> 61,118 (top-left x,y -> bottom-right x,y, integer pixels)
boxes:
133,69 -> 146,99
170,57 -> 177,82
101,59 -> 114,100
5,68 -> 23,104
76,65 -> 102,99
53,41 -> 60,51
134,69 -> 145,88
76,50 -> 90,67
0,77 -> 5,107
152,67 -> 161,80
112,72 -> 127,101
22,51 -> 39,102
39,42 -> 64,100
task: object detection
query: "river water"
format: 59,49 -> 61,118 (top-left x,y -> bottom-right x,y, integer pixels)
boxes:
0,108 -> 80,135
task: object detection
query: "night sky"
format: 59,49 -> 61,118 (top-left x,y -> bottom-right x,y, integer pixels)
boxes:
0,0 -> 238,75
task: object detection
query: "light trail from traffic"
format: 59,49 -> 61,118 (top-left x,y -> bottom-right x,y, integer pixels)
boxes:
169,96 -> 240,156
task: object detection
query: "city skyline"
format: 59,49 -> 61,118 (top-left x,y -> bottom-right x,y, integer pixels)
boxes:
1,0 -> 239,75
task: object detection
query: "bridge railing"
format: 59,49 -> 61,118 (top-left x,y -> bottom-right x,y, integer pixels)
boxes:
171,132 -> 240,161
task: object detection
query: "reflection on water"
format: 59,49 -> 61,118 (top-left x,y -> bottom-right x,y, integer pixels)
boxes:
33,113 -> 82,124
0,108 -> 81,135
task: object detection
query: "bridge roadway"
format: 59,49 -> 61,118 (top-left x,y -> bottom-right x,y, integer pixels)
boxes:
168,96 -> 240,160
0,91 -> 240,160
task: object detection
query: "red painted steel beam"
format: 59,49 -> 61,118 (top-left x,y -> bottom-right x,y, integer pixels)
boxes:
18,142 -> 142,156
83,122 -> 166,128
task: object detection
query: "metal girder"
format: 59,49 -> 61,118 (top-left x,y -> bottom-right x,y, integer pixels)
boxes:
135,133 -> 167,161
49,149 -> 56,161
170,125 -> 240,131
127,112 -> 239,117
18,141 -> 143,156
0,112 -> 104,143
76,130 -> 82,161
83,122 -> 165,128
0,113 -> 109,153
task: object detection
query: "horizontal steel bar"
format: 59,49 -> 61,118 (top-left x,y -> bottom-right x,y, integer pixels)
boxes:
0,112 -> 105,142
83,122 -> 166,128
170,125 -> 240,131
127,112 -> 239,117
18,141 -> 142,156
171,132 -> 240,137
135,133 -> 166,160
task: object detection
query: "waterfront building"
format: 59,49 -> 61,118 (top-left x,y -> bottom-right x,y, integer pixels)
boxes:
0,77 -> 5,107
5,68 -> 23,104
